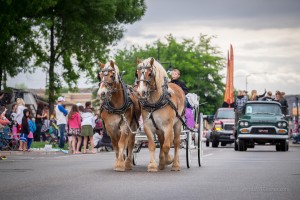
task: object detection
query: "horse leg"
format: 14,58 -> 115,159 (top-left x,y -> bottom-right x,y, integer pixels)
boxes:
125,132 -> 135,170
171,122 -> 181,171
156,131 -> 166,170
162,125 -> 174,169
144,125 -> 158,172
115,130 -> 127,172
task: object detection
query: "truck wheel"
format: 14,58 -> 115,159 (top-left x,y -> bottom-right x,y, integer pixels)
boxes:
276,144 -> 281,151
234,140 -> 238,151
280,141 -> 289,152
221,142 -> 226,146
212,140 -> 219,148
238,139 -> 246,151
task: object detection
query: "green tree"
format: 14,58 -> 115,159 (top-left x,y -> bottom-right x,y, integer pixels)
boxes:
0,0 -> 57,90
31,0 -> 146,112
114,34 -> 225,114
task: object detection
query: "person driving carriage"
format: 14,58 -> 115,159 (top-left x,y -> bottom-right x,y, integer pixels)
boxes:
170,69 -> 197,129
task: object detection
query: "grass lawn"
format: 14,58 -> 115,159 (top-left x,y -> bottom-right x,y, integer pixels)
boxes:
31,141 -> 69,150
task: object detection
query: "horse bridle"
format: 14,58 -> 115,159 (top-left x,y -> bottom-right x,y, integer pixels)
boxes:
135,63 -> 157,96
99,68 -> 118,100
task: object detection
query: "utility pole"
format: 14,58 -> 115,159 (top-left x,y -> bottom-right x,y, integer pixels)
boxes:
296,96 -> 299,133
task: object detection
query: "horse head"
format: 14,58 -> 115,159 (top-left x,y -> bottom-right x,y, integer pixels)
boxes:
135,57 -> 158,100
98,60 -> 120,101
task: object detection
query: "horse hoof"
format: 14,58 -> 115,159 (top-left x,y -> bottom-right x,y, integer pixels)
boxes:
114,161 -> 125,172
147,163 -> 158,172
125,159 -> 132,170
171,165 -> 181,171
159,164 -> 165,170
167,155 -> 174,165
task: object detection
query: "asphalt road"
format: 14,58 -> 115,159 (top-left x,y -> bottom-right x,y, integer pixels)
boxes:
1,144 -> 300,200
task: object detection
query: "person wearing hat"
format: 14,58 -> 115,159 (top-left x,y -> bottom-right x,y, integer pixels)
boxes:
55,96 -> 68,149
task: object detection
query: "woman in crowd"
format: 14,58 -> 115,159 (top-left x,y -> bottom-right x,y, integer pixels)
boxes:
67,104 -> 81,154
35,103 -> 46,142
81,102 -> 95,154
249,89 -> 266,101
275,91 -> 289,115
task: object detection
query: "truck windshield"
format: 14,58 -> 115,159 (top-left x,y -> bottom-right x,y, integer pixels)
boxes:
245,104 -> 282,115
216,110 -> 235,119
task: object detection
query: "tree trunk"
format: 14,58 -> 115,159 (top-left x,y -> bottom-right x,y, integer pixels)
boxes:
0,66 -> 2,91
49,21 -> 55,114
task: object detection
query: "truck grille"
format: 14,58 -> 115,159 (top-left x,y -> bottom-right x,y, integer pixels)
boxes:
250,127 -> 276,134
224,124 -> 234,130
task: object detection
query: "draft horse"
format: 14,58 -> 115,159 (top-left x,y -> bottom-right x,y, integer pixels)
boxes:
135,57 -> 186,171
98,60 -> 140,171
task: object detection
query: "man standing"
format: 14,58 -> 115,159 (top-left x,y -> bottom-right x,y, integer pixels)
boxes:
55,96 -> 68,149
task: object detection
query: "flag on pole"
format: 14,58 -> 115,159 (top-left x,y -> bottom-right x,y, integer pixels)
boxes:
223,45 -> 235,107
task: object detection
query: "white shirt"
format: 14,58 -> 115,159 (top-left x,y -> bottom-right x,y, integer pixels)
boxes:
15,105 -> 26,124
81,112 -> 95,128
55,104 -> 67,125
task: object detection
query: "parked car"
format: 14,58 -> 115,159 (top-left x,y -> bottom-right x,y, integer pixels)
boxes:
234,101 -> 289,151
209,108 -> 235,147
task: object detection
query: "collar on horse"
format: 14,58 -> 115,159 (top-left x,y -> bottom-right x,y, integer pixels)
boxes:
100,75 -> 140,134
138,77 -> 171,130
139,77 -> 195,132
100,76 -> 133,115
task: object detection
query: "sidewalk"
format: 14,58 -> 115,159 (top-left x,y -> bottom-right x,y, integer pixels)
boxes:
0,148 -> 68,156
290,140 -> 300,147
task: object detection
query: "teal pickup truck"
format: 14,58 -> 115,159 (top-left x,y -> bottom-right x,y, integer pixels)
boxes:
234,101 -> 289,152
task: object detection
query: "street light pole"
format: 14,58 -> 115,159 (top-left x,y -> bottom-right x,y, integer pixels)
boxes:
296,96 -> 299,132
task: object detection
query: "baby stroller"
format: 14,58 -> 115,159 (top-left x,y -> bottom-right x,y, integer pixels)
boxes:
94,120 -> 112,152
45,120 -> 59,147
0,125 -> 19,151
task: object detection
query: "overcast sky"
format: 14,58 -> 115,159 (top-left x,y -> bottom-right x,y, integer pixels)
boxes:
8,0 -> 300,95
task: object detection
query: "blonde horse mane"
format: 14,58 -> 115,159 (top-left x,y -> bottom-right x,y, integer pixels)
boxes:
141,58 -> 172,94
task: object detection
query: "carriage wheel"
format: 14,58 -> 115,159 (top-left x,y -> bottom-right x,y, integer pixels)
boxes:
186,131 -> 192,168
132,152 -> 137,165
198,113 -> 204,167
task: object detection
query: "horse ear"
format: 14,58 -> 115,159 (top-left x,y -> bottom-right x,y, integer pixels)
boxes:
110,60 -> 115,69
150,57 -> 154,66
99,62 -> 105,69
136,58 -> 142,64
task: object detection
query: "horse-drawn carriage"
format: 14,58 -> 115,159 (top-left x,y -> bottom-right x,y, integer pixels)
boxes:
98,58 -> 204,171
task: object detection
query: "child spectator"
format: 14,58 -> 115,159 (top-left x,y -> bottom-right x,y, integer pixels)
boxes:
81,101 -> 95,154
19,109 -> 30,151
27,113 -> 36,151
68,104 -> 81,154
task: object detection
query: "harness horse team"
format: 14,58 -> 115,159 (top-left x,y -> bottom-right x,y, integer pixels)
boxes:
98,57 -> 199,172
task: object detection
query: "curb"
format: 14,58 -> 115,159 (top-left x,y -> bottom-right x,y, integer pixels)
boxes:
0,150 -> 66,156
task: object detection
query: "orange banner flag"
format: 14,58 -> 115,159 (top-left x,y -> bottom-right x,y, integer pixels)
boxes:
223,45 -> 235,107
